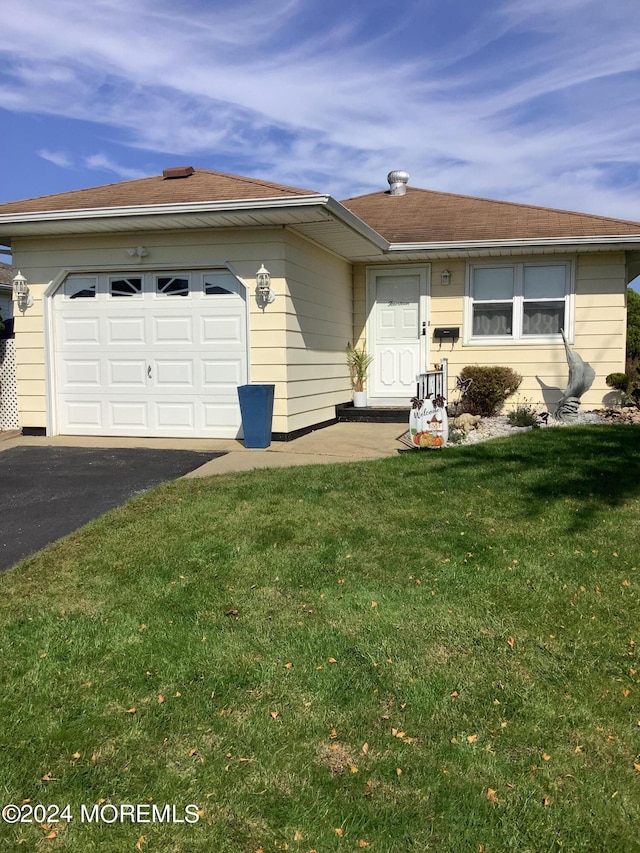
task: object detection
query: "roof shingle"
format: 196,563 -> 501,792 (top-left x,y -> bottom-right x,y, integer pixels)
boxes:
341,186 -> 640,242
0,168 -> 318,215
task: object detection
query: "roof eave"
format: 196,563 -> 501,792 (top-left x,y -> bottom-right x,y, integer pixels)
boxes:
387,234 -> 640,255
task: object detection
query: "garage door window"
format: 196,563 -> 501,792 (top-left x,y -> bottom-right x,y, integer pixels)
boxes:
65,277 -> 96,299
157,276 -> 189,297
110,277 -> 142,298
205,271 -> 239,296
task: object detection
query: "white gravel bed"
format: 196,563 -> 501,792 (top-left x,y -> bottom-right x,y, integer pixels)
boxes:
459,411 -> 607,444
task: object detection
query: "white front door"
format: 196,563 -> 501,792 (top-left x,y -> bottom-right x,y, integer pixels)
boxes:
53,269 -> 248,438
367,266 -> 429,403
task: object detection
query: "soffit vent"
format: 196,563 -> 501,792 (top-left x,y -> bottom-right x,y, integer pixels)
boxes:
162,166 -> 195,179
387,170 -> 410,195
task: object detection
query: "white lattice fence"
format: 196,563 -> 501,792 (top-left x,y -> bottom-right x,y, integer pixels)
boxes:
0,339 -> 20,430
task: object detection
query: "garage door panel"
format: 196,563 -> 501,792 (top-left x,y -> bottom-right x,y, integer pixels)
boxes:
62,360 -> 102,387
109,401 -> 149,429
108,317 -> 145,344
202,402 -> 242,429
109,360 -> 147,386
153,316 -> 193,344
54,271 -> 248,438
202,359 -> 244,388
154,360 -> 194,387
155,402 -> 195,429
63,399 -> 102,428
60,317 -> 101,344
201,315 -> 243,343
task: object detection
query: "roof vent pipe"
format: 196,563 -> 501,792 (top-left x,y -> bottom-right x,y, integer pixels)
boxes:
387,170 -> 409,195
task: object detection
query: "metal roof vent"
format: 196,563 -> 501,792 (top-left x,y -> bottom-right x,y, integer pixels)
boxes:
387,170 -> 410,195
162,166 -> 195,179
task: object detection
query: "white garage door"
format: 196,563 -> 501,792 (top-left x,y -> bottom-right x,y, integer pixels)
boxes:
53,270 -> 248,438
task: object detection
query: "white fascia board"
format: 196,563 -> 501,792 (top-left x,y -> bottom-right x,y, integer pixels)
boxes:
388,235 -> 640,253
0,194 -> 333,226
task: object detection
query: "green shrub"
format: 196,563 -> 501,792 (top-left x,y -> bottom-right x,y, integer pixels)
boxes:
606,372 -> 631,394
460,365 -> 522,416
507,400 -> 539,428
606,369 -> 640,408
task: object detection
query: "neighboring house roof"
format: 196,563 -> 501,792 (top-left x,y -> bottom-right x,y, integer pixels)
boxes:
0,261 -> 12,290
341,186 -> 640,244
0,168 -> 317,215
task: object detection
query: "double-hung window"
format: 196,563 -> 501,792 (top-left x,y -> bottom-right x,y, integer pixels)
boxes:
467,262 -> 572,343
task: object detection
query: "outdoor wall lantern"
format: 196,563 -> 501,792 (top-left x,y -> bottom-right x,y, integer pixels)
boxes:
440,269 -> 451,286
13,270 -> 34,312
255,263 -> 275,308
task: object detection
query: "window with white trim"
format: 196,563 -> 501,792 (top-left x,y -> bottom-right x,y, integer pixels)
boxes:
467,262 -> 572,342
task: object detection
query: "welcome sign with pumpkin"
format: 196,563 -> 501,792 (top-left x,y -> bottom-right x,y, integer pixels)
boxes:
409,395 -> 448,448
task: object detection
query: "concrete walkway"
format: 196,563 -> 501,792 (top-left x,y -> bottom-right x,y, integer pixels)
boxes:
0,422 -> 407,477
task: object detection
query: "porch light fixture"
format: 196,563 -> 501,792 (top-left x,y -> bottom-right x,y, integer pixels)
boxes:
13,270 -> 34,312
440,269 -> 451,286
127,246 -> 148,260
255,263 -> 275,308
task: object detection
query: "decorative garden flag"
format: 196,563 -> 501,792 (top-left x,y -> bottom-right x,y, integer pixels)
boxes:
408,395 -> 448,448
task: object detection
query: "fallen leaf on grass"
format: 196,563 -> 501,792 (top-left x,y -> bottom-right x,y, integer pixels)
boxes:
507,637 -> 515,649
396,767 -> 403,776
358,841 -> 369,848
71,752 -> 80,760
44,830 -> 57,839
135,837 -> 145,851
328,658 -> 337,664
634,762 -> 640,772
335,828 -> 344,836
362,743 -> 369,755
293,830 -> 303,841
126,708 -> 136,714
486,788 -> 499,804
284,662 -> 293,669
542,753 -> 551,761
270,711 -> 279,720
467,734 -> 478,743
543,795 -> 552,807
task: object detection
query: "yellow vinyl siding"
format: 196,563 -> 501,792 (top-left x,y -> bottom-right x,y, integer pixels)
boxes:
281,231 -> 352,430
354,254 -> 627,412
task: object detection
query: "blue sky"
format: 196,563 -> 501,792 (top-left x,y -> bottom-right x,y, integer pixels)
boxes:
1,0 -> 640,222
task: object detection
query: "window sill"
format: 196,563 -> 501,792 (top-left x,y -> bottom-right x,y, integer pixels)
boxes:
464,335 -> 569,347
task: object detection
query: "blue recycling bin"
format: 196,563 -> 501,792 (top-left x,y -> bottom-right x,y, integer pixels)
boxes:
237,384 -> 275,448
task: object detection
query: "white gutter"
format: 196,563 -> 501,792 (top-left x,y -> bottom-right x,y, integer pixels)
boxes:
388,234 -> 640,252
0,194 -> 334,226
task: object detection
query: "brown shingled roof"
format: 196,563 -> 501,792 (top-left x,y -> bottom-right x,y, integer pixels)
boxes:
341,186 -> 640,243
0,168 -> 318,215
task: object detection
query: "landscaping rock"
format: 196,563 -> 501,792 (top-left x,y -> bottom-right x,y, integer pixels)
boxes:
453,413 -> 482,433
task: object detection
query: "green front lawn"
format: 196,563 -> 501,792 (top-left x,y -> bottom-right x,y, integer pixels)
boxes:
0,425 -> 639,852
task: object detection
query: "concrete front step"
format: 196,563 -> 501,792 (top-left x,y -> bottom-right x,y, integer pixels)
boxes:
336,403 -> 409,424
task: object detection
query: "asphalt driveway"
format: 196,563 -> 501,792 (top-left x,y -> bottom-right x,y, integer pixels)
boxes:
0,446 -> 222,571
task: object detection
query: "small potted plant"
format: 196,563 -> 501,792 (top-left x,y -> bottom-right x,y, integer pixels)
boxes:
346,342 -> 373,408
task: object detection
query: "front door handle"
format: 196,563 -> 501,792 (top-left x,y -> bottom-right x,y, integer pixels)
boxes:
147,365 -> 152,379
421,321 -> 427,336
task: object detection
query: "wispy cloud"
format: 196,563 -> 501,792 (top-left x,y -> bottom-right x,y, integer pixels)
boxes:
83,154 -> 149,180
38,149 -> 73,169
1,0 -> 640,217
